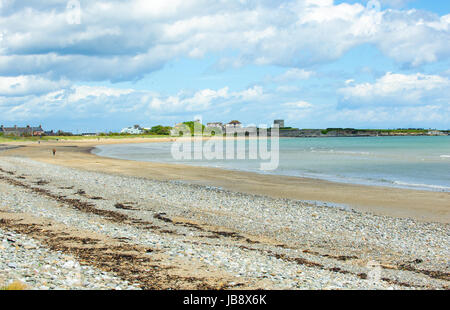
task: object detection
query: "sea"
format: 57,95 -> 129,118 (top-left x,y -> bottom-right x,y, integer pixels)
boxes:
93,136 -> 450,192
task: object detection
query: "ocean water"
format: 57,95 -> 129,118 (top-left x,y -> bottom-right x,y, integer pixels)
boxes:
94,136 -> 450,192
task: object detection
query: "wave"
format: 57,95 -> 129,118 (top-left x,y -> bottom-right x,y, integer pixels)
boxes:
310,149 -> 371,155
95,142 -> 450,192
393,181 -> 450,191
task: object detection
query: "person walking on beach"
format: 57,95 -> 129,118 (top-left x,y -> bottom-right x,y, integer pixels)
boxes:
52,148 -> 56,156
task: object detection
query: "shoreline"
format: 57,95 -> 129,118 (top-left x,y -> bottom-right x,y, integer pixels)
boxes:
0,137 -> 449,224
0,154 -> 448,289
93,142 -> 450,194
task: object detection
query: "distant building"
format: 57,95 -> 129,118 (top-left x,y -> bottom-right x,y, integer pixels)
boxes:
428,130 -> 444,136
44,130 -> 56,136
0,125 -> 44,136
274,120 -> 285,128
120,125 -> 144,135
207,122 -> 223,128
225,120 -> 242,128
224,120 -> 244,135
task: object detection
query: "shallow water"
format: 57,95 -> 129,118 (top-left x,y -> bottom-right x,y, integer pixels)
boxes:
94,136 -> 450,192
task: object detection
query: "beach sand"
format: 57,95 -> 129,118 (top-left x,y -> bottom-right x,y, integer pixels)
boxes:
1,137 -> 449,224
1,138 -> 449,289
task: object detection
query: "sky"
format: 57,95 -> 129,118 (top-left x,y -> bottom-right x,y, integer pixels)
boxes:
0,0 -> 449,132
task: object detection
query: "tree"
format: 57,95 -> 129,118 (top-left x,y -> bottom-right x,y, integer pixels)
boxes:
146,125 -> 172,135
182,121 -> 205,135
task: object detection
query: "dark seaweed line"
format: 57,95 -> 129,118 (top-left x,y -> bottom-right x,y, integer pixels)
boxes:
0,167 -> 448,286
0,217 -> 225,290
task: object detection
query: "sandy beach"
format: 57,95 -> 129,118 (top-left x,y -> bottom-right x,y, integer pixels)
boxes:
0,138 -> 449,290
1,138 -> 449,223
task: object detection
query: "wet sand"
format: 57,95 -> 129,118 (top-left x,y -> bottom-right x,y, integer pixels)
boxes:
1,138 -> 449,224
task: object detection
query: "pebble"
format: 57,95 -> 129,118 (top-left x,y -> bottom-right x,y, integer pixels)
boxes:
0,228 -> 139,290
0,157 -> 448,290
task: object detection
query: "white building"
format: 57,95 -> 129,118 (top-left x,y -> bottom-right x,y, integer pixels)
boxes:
427,130 -> 444,136
121,125 -> 144,135
207,122 -> 223,129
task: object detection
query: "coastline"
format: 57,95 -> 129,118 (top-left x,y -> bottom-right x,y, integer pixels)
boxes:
1,137 -> 449,224
1,137 -> 449,289
93,137 -> 450,193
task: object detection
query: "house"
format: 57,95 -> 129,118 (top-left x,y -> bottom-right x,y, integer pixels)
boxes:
427,130 -> 445,136
120,125 -> 144,135
224,120 -> 245,135
207,122 -> 223,129
0,125 -> 44,136
45,130 -> 56,136
225,120 -> 242,128
32,126 -> 45,136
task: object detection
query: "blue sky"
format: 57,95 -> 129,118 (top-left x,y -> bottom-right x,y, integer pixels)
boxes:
0,0 -> 449,132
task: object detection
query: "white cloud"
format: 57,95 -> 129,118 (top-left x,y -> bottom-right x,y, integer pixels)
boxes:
374,12 -> 450,66
0,1 -> 449,82
67,85 -> 134,102
0,75 -> 69,97
345,79 -> 355,85
234,85 -> 264,100
0,1 -> 449,130
149,87 -> 229,112
0,84 -> 266,122
339,72 -> 450,106
328,104 -> 450,127
1,80 -> 448,130
379,0 -> 415,9
283,100 -> 313,109
149,85 -> 264,112
272,69 -> 315,82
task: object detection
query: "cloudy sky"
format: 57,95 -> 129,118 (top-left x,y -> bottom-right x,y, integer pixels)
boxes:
0,0 -> 449,132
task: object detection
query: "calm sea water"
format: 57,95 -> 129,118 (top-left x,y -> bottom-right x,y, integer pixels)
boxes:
94,136 -> 450,192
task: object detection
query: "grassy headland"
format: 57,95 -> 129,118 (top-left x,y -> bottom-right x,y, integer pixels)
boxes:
0,134 -> 170,143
